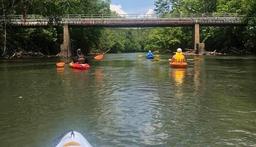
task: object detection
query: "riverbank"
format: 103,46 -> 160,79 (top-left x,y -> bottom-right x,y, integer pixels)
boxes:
184,50 -> 227,56
1,50 -> 255,61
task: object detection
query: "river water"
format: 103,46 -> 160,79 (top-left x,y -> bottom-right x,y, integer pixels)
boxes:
0,53 -> 255,146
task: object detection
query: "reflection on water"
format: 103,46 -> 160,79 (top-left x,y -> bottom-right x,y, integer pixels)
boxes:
0,54 -> 256,146
170,68 -> 186,99
193,56 -> 204,94
94,67 -> 104,82
56,67 -> 65,74
170,68 -> 186,86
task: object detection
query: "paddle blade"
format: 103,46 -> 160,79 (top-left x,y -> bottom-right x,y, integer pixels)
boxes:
94,54 -> 104,60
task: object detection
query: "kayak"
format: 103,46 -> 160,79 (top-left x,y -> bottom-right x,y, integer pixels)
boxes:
69,62 -> 90,70
56,131 -> 92,147
146,55 -> 154,59
153,54 -> 160,61
56,62 -> 65,68
170,62 -> 188,68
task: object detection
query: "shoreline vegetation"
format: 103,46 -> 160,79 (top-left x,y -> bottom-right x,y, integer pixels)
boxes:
0,49 -> 251,60
1,0 -> 256,58
1,46 -> 254,60
0,46 -> 252,60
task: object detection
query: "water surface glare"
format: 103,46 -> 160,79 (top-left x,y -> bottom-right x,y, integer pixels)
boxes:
0,53 -> 256,146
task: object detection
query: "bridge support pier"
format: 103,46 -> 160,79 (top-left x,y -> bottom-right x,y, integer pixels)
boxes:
59,24 -> 71,58
193,24 -> 205,54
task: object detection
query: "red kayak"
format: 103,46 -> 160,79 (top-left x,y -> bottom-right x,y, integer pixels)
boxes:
170,62 -> 188,68
69,62 -> 90,70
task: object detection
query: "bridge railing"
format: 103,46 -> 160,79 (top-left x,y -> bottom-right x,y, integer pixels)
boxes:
0,13 -> 245,26
61,13 -> 244,19
0,13 -> 245,20
0,15 -> 48,23
161,13 -> 244,18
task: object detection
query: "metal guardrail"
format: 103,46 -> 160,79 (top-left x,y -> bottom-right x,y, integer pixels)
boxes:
0,13 -> 246,19
0,14 -> 245,27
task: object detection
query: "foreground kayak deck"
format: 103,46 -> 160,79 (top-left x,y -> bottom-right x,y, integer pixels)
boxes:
56,131 -> 92,147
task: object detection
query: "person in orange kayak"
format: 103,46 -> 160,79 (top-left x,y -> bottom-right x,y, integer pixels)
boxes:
171,48 -> 186,62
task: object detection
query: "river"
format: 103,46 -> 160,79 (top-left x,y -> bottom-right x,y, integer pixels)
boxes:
0,53 -> 255,146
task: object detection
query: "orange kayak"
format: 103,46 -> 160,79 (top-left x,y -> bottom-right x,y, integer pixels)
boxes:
170,62 -> 188,68
56,62 -> 65,68
94,54 -> 104,61
69,62 -> 90,70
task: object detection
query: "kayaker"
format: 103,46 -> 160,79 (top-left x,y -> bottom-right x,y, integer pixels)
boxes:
171,48 -> 186,62
147,50 -> 154,59
147,50 -> 153,56
76,49 -> 85,64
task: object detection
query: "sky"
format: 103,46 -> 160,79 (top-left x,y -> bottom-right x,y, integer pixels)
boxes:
110,0 -> 155,15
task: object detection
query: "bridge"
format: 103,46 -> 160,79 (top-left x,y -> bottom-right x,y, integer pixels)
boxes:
1,14 -> 245,56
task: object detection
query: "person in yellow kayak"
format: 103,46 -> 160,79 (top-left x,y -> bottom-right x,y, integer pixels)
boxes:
171,48 -> 186,63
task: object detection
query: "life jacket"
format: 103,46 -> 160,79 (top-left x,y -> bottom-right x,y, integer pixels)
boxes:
147,52 -> 154,57
172,52 -> 185,62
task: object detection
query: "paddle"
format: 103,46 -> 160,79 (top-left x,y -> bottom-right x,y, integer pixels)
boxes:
94,49 -> 111,61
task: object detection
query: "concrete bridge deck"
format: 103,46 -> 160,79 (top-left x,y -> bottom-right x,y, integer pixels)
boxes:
1,14 -> 244,27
